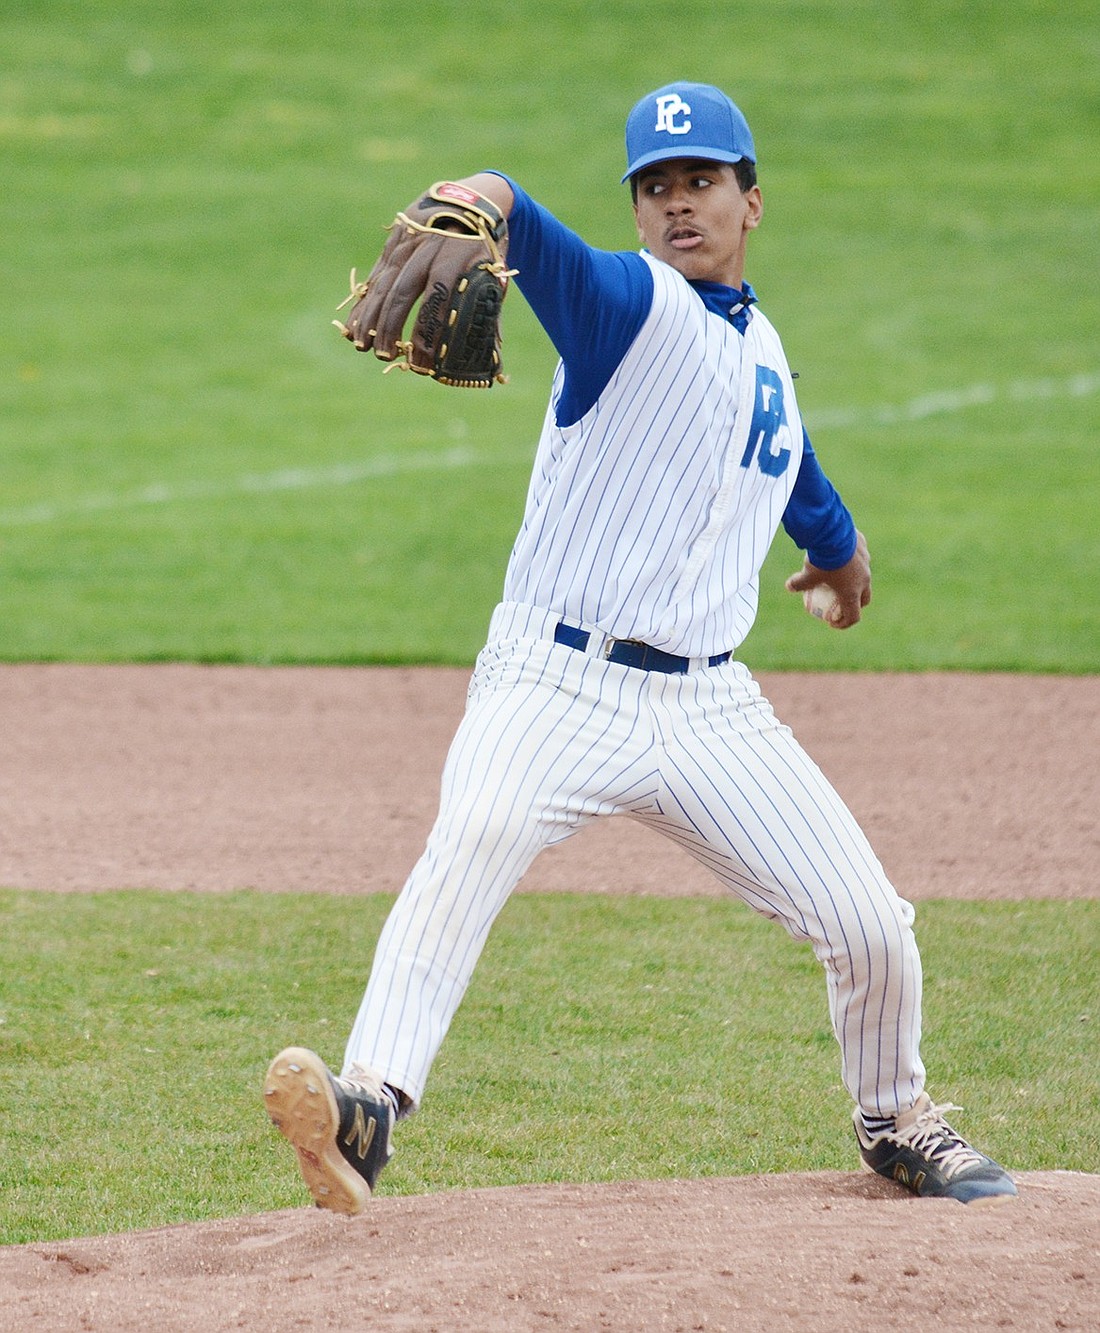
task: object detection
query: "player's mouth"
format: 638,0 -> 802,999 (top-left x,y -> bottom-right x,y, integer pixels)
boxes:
667,227 -> 704,250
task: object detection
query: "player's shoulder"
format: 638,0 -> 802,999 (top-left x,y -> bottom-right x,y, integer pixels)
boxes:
641,255 -> 730,336
744,303 -> 786,351
641,251 -> 704,306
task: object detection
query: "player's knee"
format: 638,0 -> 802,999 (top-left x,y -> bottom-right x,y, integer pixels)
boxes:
816,890 -> 919,983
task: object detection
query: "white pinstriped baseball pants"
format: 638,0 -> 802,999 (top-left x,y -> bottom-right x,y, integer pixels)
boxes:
345,601 -> 925,1117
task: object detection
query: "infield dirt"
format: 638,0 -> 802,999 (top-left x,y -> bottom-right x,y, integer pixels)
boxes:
0,666 -> 1096,1331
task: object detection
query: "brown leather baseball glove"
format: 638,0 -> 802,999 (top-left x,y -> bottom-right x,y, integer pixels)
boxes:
335,181 -> 513,388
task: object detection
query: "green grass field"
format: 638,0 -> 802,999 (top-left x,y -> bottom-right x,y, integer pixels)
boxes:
1,0 -> 1097,1246
1,890 -> 1095,1245
2,0 -> 1097,667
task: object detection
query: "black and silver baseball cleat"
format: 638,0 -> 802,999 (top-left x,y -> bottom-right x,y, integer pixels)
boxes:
263,1046 -> 394,1214
854,1092 -> 1017,1206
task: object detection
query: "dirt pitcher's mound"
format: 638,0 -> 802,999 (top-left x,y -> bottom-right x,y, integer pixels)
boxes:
2,1171 -> 1096,1332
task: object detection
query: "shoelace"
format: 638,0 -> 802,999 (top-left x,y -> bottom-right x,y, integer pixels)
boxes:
340,1066 -> 400,1122
899,1102 -> 985,1179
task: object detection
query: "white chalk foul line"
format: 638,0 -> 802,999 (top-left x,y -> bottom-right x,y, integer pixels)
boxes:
3,371 -> 1097,527
0,445 -> 488,527
810,371 -> 1100,429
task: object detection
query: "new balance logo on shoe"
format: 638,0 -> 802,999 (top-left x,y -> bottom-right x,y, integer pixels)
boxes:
892,1164 -> 927,1192
343,1102 -> 377,1162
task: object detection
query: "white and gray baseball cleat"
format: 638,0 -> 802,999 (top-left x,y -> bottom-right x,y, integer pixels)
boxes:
854,1093 -> 1017,1206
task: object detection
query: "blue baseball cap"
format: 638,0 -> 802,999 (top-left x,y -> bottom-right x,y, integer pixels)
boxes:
622,82 -> 756,183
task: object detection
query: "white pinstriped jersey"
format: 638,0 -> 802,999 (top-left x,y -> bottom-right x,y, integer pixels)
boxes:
502,253 -> 804,658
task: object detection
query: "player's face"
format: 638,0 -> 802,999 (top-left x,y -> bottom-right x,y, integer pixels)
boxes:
632,159 -> 762,288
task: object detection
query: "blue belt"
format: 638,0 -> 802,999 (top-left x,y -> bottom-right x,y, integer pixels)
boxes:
553,621 -> 730,674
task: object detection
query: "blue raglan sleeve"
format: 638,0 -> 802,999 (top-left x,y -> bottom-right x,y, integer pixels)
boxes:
487,173 -> 653,425
782,430 -> 858,569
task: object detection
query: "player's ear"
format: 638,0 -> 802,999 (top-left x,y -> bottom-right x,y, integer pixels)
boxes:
744,185 -> 763,231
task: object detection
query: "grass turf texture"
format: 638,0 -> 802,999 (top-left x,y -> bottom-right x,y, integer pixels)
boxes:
2,2 -> 1098,668
0,889 -> 1095,1244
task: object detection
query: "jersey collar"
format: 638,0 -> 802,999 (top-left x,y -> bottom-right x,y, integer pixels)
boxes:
690,279 -> 757,333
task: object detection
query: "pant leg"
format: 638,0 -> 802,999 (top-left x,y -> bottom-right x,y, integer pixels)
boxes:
643,661 -> 925,1118
343,623 -> 656,1106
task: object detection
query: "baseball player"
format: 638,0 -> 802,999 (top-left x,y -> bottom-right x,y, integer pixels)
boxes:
264,81 -> 1015,1211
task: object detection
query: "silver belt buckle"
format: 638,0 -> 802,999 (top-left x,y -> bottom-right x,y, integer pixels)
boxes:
605,637 -> 642,660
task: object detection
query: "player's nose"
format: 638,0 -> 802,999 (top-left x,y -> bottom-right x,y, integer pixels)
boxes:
663,188 -> 692,214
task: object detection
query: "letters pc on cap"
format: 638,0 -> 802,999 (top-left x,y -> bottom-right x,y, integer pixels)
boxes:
622,81 -> 756,183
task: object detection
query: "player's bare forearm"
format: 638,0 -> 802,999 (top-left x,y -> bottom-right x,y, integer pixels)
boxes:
456,173 -> 516,218
786,530 -> 872,629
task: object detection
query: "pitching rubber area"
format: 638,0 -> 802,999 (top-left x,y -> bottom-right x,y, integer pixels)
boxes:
856,1157 -> 1017,1208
